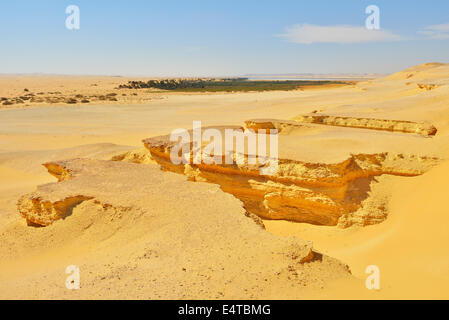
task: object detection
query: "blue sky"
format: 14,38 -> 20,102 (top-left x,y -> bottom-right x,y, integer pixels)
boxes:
1,0 -> 449,76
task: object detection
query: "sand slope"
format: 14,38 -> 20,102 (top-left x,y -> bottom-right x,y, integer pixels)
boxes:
267,160 -> 449,299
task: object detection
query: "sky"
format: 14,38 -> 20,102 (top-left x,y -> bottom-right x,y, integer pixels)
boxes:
1,0 -> 449,77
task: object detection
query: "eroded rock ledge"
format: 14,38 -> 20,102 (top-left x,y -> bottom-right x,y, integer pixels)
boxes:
292,114 -> 437,136
18,195 -> 93,227
140,122 -> 440,227
16,158 -> 351,297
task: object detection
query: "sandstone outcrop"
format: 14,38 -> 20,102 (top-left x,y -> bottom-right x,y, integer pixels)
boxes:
15,158 -> 351,298
292,114 -> 437,136
139,119 -> 440,227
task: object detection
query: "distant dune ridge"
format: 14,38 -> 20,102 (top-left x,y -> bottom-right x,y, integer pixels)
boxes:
1,63 -> 449,299
245,73 -> 385,80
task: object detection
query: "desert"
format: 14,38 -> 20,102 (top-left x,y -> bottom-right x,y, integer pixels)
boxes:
0,62 -> 449,299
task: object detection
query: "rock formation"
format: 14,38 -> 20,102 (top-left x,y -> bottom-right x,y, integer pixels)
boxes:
15,158 -> 351,299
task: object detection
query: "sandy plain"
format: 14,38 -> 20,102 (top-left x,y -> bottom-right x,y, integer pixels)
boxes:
0,62 -> 448,299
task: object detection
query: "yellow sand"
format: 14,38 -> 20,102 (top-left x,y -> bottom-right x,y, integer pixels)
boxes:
1,62 -> 449,299
266,161 -> 449,299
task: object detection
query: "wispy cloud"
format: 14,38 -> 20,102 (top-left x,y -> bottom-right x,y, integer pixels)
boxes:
418,23 -> 449,39
280,24 -> 403,44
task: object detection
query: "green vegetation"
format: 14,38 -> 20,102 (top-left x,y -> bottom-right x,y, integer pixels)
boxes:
118,79 -> 351,92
